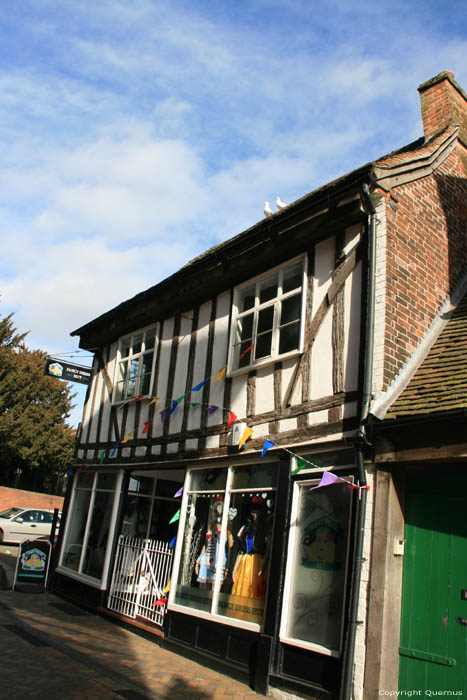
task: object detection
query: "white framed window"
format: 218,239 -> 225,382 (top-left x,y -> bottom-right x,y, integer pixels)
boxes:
228,256 -> 307,373
169,464 -> 278,632
58,470 -> 123,587
113,325 -> 158,403
279,475 -> 353,657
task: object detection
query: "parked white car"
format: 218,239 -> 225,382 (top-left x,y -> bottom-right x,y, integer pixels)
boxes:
0,507 -> 60,544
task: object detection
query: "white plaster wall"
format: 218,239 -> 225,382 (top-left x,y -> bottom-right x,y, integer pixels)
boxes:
188,300 -> 212,431
208,291 -> 231,427
152,316 -> 175,438
343,226 -> 363,393
255,365 -> 275,416
169,313 -> 194,435
310,236 -> 335,399
371,199 -> 388,401
101,342 -> 118,441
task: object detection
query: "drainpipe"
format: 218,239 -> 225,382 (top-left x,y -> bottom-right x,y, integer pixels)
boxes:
341,183 -> 377,700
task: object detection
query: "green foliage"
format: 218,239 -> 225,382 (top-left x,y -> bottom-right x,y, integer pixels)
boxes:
0,313 -> 76,493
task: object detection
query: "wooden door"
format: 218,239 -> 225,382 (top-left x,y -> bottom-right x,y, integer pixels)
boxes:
399,475 -> 467,694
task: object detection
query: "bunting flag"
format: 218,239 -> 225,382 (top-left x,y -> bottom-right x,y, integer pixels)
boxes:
260,440 -> 275,461
149,396 -> 160,406
169,536 -> 176,547
191,380 -> 207,391
214,365 -> 227,381
226,410 -> 237,428
169,509 -> 180,524
173,486 -> 183,498
310,472 -> 351,490
239,343 -> 254,361
67,468 -> 74,476
121,431 -> 134,444
163,579 -> 171,594
152,597 -> 168,607
191,402 -> 201,408
133,394 -> 144,402
110,441 -> 119,457
238,426 -> 253,450
160,409 -> 168,424
99,450 -> 106,464
142,420 -> 150,434
291,457 -> 308,475
207,405 -> 219,415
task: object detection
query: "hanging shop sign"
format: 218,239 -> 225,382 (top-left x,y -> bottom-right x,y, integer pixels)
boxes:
45,358 -> 93,385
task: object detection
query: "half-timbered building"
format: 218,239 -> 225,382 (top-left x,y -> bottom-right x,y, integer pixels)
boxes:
53,71 -> 467,699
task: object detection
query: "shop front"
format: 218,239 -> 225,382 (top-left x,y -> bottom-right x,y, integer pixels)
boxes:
164,452 -> 356,696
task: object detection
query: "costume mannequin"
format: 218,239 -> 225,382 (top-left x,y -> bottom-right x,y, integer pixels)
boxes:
195,517 -> 233,586
232,501 -> 269,599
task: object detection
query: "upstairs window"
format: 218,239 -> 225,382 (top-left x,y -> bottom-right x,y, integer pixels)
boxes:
113,326 -> 157,403
229,257 -> 307,372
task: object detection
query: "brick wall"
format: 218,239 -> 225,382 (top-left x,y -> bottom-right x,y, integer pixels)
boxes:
0,486 -> 64,513
381,148 -> 467,390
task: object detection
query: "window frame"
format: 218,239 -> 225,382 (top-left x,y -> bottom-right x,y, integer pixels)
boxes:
111,324 -> 158,405
57,470 -> 123,589
279,472 -> 353,658
168,463 -> 278,633
227,255 -> 307,375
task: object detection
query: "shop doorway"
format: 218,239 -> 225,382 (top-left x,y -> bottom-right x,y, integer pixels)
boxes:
107,468 -> 184,627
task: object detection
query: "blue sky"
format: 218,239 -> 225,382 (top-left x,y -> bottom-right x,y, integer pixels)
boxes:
1,0 -> 466,425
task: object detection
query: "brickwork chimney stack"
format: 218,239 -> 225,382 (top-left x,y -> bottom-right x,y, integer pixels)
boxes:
418,71 -> 467,146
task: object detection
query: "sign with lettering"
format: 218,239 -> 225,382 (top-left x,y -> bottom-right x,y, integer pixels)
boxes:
45,358 -> 93,385
14,539 -> 52,592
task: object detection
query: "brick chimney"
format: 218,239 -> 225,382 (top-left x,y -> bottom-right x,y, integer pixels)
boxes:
418,71 -> 467,146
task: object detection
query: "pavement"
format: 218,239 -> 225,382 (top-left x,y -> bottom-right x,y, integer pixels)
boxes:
0,546 -> 267,700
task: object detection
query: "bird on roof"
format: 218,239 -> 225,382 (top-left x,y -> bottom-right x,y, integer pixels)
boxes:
276,196 -> 286,210
264,201 -> 273,217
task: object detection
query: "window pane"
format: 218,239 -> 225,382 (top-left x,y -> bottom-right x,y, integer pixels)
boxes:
189,468 -> 227,492
121,494 -> 152,538
132,334 -> 143,355
129,475 -> 154,495
97,473 -> 117,490
62,489 -> 92,571
280,294 -> 301,325
115,381 -> 125,403
145,331 -> 155,351
284,482 -> 352,651
235,314 -> 253,344
279,321 -> 300,354
239,285 -> 255,312
129,358 -> 140,379
76,471 -> 94,489
174,494 -> 225,614
259,275 -> 278,304
257,306 -> 274,334
231,465 -> 277,490
215,492 -> 275,624
120,338 -> 131,358
255,331 -> 272,359
139,352 -> 153,394
283,263 -> 303,293
117,361 -> 128,383
82,491 -> 115,579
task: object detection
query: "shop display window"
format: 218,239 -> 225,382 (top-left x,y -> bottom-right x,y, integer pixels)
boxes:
171,464 -> 277,629
59,470 -> 122,585
120,471 -> 184,541
280,478 -> 353,656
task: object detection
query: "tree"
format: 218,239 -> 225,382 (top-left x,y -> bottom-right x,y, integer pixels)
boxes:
0,313 -> 76,493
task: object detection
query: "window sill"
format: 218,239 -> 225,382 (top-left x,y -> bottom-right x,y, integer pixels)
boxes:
227,349 -> 302,379
55,565 -> 106,590
168,601 -> 262,633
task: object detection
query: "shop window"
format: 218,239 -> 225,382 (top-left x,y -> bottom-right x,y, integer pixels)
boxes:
113,325 -> 158,403
280,478 -> 353,656
229,257 -> 306,372
120,472 -> 184,541
171,464 -> 277,630
60,471 -> 121,584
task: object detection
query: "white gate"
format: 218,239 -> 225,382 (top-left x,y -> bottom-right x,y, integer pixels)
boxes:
107,535 -> 174,627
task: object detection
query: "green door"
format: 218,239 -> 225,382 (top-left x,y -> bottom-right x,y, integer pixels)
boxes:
399,475 -> 467,694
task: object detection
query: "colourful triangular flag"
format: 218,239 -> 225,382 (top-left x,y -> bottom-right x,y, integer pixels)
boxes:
169,536 -> 176,547
215,365 -> 227,381
149,396 -> 160,406
238,426 -> 253,450
133,394 -> 144,402
169,509 -> 180,524
226,410 -> 237,428
142,420 -> 150,435
207,405 -> 219,415
163,579 -> 171,594
110,441 -> 119,457
191,402 -> 201,408
191,380 -> 207,391
239,343 -> 254,361
99,450 -> 106,464
121,431 -> 134,444
260,440 -> 275,461
173,486 -> 183,498
160,409 -> 169,424
310,472 -> 350,490
292,457 -> 308,475
152,598 -> 168,607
